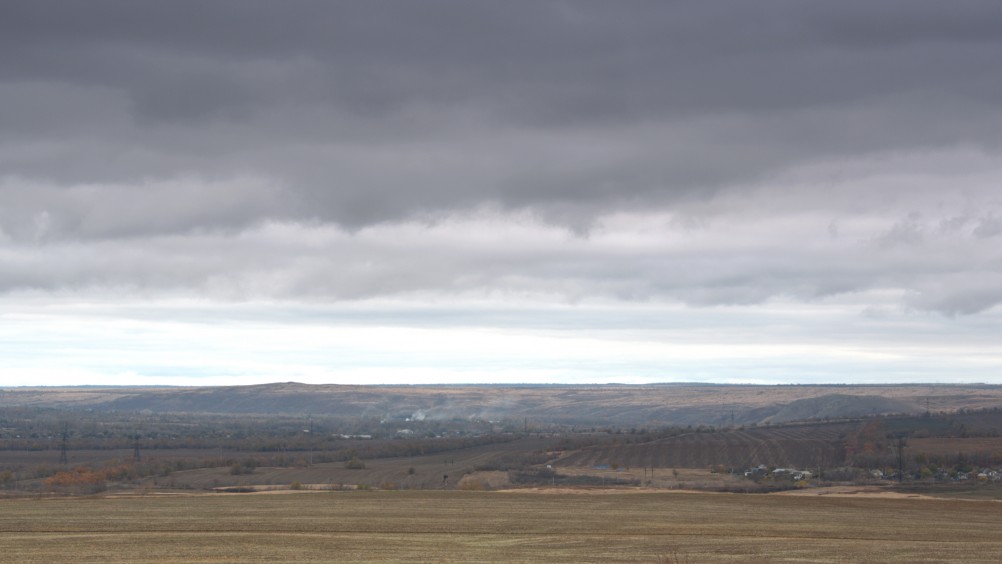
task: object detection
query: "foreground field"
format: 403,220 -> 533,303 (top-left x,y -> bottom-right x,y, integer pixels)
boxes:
2,490 -> 1000,563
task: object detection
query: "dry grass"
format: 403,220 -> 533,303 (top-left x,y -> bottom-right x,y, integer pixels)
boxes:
157,436 -> 551,491
2,490 -> 1001,562
556,466 -> 745,490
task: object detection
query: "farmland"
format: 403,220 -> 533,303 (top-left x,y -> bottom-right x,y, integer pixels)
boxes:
4,386 -> 1002,500
151,436 -> 556,491
3,384 -> 1002,562
2,490 -> 1001,562
908,437 -> 1002,458
556,423 -> 851,470
8,413 -> 1002,495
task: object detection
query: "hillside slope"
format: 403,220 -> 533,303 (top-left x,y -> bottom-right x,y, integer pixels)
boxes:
4,383 -> 996,426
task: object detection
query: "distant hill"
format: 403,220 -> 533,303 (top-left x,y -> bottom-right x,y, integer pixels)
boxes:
2,383 -> 998,426
768,394 -> 918,423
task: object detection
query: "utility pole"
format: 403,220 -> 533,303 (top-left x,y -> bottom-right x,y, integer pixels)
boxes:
896,435 -> 906,483
59,423 -> 69,466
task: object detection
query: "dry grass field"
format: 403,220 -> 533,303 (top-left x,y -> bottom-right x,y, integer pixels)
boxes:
152,436 -> 555,491
2,490 -> 1000,563
554,467 -> 746,490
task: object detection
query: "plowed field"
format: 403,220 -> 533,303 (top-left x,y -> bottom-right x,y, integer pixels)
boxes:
909,437 -> 1002,457
556,424 -> 852,469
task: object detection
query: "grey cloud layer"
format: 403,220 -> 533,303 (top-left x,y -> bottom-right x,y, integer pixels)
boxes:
3,2 -> 1002,315
4,177 -> 1001,315
5,2 -> 1002,225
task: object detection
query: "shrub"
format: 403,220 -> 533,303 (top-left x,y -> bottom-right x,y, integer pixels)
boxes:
344,457 -> 366,470
230,459 -> 258,475
44,467 -> 107,493
458,476 -> 487,491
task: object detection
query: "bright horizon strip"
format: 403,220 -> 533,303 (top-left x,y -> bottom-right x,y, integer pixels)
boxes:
2,298 -> 1000,387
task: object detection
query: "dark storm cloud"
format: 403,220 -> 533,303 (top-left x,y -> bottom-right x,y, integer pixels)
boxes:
4,1 -> 1002,230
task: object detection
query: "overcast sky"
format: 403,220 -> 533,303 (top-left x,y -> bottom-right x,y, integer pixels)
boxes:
3,1 -> 1002,386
